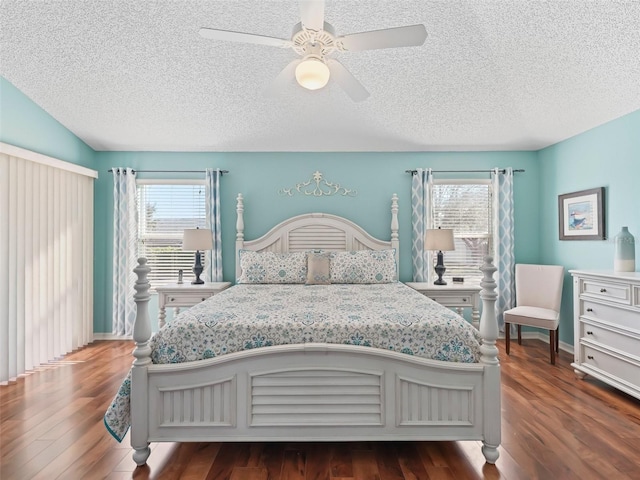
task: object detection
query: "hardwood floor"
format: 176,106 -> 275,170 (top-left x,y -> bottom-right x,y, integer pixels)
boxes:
1,339 -> 639,480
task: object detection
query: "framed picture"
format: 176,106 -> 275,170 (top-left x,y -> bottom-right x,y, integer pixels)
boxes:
558,187 -> 605,240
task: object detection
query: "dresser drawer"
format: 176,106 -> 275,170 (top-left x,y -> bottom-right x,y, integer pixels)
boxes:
580,300 -> 639,331
580,344 -> 640,388
164,293 -> 213,306
581,279 -> 631,304
580,320 -> 640,358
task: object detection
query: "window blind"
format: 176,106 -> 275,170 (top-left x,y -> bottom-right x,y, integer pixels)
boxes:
0,146 -> 95,384
432,182 -> 492,281
137,182 -> 206,289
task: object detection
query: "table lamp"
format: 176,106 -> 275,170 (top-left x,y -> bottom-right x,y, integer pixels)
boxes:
182,228 -> 213,284
425,228 -> 455,285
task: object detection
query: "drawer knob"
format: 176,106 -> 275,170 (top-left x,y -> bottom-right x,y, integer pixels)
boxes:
202,297 -> 206,301
600,288 -> 607,293
586,308 -> 593,312
586,331 -> 594,335
587,355 -> 594,360
463,298 -> 467,302
170,297 -> 175,302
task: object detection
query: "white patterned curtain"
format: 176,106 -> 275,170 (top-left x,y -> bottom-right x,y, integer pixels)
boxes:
204,168 -> 223,282
411,168 -> 434,281
491,167 -> 515,330
112,167 -> 138,336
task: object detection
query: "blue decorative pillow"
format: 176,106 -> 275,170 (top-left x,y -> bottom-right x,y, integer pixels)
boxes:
237,250 -> 307,284
329,249 -> 397,284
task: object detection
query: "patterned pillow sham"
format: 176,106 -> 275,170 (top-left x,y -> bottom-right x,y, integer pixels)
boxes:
306,251 -> 331,285
329,249 -> 397,284
237,250 -> 307,284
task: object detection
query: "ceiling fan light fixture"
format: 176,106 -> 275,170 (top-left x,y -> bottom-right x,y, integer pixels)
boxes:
295,57 -> 330,90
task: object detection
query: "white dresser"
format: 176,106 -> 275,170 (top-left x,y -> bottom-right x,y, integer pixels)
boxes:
570,270 -> 640,400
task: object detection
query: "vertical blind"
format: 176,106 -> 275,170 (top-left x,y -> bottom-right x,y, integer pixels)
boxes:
431,181 -> 492,281
0,145 -> 95,384
137,181 -> 206,289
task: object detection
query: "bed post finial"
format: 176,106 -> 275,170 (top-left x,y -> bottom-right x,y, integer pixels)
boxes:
390,193 -> 399,277
236,193 -> 245,279
133,258 -> 152,365
390,193 -> 399,241
236,193 -> 244,243
479,255 -> 499,364
131,257 -> 152,465
478,255 -> 501,464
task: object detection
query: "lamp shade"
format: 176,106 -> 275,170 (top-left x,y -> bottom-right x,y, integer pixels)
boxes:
425,228 -> 455,251
295,57 -> 330,90
182,229 -> 213,251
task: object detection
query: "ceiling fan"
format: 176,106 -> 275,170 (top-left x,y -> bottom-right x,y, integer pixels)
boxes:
199,0 -> 427,102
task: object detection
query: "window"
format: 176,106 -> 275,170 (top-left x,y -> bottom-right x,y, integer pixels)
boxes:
431,180 -> 492,282
137,180 -> 206,290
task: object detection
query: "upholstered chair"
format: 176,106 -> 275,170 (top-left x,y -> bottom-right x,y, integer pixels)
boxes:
504,264 -> 565,364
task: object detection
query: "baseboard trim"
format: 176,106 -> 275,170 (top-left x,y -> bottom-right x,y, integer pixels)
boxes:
93,333 -> 132,341
502,331 -> 574,355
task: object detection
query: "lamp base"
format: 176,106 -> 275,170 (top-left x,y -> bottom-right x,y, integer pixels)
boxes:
192,250 -> 204,285
433,250 -> 447,285
433,276 -> 447,286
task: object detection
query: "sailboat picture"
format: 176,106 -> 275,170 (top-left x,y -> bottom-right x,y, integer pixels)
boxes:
558,187 -> 605,241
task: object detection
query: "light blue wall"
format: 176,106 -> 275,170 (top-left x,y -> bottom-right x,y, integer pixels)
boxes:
0,77 -> 95,168
539,109 -> 640,345
12,75 -> 634,345
93,151 -> 539,332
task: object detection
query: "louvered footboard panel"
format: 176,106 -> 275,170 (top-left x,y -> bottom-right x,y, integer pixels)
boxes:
250,369 -> 383,426
157,376 -> 236,427
396,376 -> 474,426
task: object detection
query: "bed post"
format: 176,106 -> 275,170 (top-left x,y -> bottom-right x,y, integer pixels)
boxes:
131,258 -> 152,465
236,193 -> 244,279
478,255 -> 501,464
390,193 -> 399,277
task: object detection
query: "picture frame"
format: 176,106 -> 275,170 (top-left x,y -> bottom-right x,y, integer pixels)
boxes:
558,187 -> 605,240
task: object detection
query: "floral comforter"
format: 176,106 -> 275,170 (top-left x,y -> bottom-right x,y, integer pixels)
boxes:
104,283 -> 482,441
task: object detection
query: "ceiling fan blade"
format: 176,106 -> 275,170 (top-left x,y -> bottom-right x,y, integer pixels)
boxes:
199,27 -> 292,48
337,24 -> 427,52
263,59 -> 302,97
299,0 -> 325,31
327,59 -> 370,102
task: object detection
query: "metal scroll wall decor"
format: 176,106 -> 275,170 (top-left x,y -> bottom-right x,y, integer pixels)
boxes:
278,171 -> 357,197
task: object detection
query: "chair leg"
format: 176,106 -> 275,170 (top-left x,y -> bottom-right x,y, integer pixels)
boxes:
556,325 -> 559,353
505,322 -> 510,355
517,325 -> 522,345
549,330 -> 556,365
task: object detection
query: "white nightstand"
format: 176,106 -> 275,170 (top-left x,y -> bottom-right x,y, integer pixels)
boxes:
156,282 -> 232,328
405,282 -> 482,329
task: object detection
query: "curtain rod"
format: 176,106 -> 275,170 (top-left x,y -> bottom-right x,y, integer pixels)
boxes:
406,168 -> 525,174
107,169 -> 228,174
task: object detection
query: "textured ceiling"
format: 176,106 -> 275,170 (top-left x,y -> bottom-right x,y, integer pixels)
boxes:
1,0 -> 639,152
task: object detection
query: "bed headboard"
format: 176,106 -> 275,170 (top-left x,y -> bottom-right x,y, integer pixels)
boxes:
235,193 -> 399,280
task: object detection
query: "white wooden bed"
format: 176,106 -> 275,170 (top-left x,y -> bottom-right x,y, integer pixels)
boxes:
129,193 -> 501,465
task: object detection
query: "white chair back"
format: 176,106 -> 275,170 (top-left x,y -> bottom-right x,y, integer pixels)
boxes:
515,264 -> 564,311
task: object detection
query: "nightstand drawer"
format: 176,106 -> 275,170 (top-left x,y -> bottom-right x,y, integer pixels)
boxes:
164,293 -> 213,306
428,295 -> 472,307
